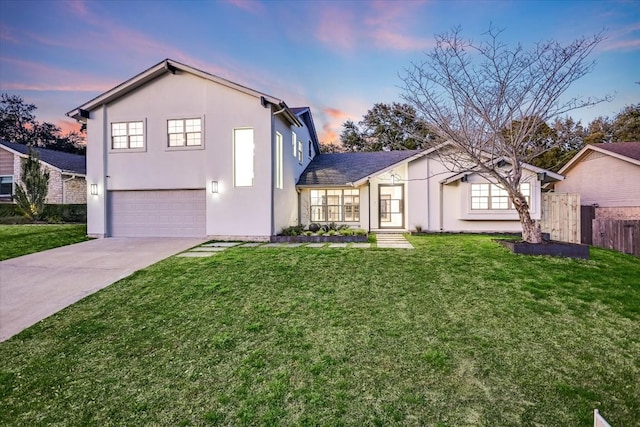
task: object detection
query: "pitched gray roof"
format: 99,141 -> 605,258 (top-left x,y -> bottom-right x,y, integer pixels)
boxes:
596,142 -> 640,162
297,150 -> 423,186
0,141 -> 86,175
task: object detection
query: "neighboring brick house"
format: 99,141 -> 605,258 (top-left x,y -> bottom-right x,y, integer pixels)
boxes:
551,142 -> 640,219
0,141 -> 86,204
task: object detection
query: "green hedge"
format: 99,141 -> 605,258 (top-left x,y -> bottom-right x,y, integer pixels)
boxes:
0,203 -> 86,223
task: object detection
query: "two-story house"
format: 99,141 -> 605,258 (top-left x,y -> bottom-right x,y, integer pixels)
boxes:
68,59 -> 561,239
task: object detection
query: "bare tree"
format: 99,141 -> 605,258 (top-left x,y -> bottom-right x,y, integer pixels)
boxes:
402,26 -> 607,243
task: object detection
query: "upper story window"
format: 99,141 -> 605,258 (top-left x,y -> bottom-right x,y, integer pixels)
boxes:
111,121 -> 143,149
308,140 -> 312,159
168,118 -> 202,147
471,182 -> 530,210
298,140 -> 303,164
292,131 -> 297,157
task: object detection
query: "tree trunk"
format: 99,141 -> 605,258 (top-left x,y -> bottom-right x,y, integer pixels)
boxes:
515,203 -> 543,243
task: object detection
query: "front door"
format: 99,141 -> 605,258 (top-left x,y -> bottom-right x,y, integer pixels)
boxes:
379,184 -> 404,228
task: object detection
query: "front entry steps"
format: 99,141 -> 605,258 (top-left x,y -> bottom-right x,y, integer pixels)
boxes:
375,233 -> 414,249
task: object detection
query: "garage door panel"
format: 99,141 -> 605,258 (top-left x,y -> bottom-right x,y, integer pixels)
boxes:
109,190 -> 206,237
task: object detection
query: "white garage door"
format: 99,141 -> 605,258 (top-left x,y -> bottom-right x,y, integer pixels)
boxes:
108,190 -> 206,237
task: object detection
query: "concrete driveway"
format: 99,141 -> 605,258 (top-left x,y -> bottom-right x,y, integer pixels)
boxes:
0,237 -> 206,342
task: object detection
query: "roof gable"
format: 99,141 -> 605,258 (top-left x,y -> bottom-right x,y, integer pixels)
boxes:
559,142 -> 640,175
67,59 -> 302,127
0,141 -> 86,175
297,150 -> 425,187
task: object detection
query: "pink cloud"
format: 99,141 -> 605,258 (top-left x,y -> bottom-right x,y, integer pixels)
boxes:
314,1 -> 431,53
315,8 -> 357,51
600,23 -> 640,52
0,57 -> 118,92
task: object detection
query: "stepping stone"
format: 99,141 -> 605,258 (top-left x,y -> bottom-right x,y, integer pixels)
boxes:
238,243 -> 263,247
328,243 -> 348,248
305,243 -> 326,248
351,243 -> 371,248
280,243 -> 303,248
202,242 -> 241,247
176,252 -> 216,257
262,243 -> 284,247
191,247 -> 227,252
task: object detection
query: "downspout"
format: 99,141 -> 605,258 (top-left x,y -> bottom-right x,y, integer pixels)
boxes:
270,106 -> 276,238
368,181 -> 371,232
439,182 -> 444,231
426,157 -> 430,231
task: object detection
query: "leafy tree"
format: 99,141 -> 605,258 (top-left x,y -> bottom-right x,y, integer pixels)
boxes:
612,103 -> 640,141
319,140 -> 345,153
583,116 -> 614,145
14,148 -> 50,221
0,94 -> 85,154
340,103 -> 441,152
402,26 -> 606,243
530,117 -> 586,171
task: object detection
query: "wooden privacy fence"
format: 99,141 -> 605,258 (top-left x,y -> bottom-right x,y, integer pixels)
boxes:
593,219 -> 640,256
540,193 -> 580,243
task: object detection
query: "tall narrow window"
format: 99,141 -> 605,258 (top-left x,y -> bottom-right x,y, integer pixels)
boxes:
275,132 -> 283,189
234,128 -> 254,187
298,140 -> 303,164
308,140 -> 312,158
111,121 -> 144,149
168,118 -> 201,147
292,131 -> 297,156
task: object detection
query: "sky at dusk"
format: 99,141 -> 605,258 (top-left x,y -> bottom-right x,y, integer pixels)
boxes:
0,0 -> 638,144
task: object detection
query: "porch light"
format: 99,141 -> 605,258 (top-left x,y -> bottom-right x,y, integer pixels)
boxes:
90,184 -> 98,196
211,180 -> 219,194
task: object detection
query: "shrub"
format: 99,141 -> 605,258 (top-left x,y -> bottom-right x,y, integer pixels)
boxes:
15,148 -> 50,221
328,230 -> 336,236
354,229 -> 367,236
279,224 -> 305,236
415,224 -> 423,233
317,229 -> 326,236
338,228 -> 354,236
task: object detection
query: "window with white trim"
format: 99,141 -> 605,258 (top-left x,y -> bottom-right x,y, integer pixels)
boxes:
310,189 -> 360,222
471,182 -> 530,210
168,118 -> 202,147
292,131 -> 297,157
234,128 -> 254,187
298,140 -> 303,164
275,132 -> 283,189
111,121 -> 143,149
0,176 -> 13,198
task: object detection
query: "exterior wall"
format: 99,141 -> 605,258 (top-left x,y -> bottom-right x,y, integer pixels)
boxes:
63,176 -> 87,204
87,71 -> 275,238
272,114 -> 315,234
554,151 -> 640,207
595,206 -> 640,220
0,147 -> 13,175
407,156 -> 540,233
45,167 -> 63,204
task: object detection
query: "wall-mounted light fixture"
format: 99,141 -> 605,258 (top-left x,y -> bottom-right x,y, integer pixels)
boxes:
90,184 -> 98,196
211,180 -> 219,194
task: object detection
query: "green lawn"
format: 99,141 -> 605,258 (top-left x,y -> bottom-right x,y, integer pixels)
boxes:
0,224 -> 89,261
1,235 -> 638,426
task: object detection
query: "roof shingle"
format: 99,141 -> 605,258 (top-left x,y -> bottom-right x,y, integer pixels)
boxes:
0,141 -> 86,175
297,150 -> 423,186
595,142 -> 640,162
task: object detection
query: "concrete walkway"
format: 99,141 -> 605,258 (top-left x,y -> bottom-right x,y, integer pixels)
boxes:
0,237 -> 205,342
375,233 -> 415,249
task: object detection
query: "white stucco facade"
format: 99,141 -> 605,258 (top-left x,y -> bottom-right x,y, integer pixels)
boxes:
76,60 -> 315,239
